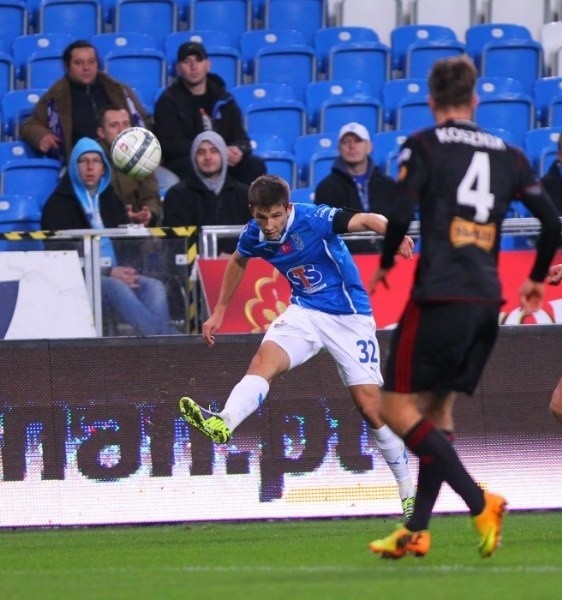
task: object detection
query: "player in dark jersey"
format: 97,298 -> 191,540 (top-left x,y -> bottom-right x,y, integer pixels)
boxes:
368,56 -> 562,560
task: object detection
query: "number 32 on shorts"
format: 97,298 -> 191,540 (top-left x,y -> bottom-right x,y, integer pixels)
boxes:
356,339 -> 379,364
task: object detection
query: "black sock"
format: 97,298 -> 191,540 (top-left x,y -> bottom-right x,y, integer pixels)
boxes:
405,419 -> 484,517
407,430 -> 454,531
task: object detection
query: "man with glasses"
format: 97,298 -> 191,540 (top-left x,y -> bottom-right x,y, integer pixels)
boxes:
41,137 -> 178,336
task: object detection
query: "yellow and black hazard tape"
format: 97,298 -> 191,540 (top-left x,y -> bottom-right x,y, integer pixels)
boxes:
0,226 -> 198,241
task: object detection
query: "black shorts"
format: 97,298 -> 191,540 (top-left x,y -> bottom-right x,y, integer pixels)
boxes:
384,299 -> 500,395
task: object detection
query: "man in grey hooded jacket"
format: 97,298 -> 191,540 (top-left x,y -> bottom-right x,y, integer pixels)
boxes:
163,131 -> 251,253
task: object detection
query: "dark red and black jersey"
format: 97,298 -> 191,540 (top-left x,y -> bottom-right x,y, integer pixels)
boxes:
381,119 -> 561,302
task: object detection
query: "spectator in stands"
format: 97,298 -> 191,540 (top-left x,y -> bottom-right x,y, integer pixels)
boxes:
314,122 -> 395,253
97,106 -> 163,226
154,41 -> 266,186
163,131 -> 250,254
21,40 -> 150,166
41,137 -> 178,336
540,135 -> 562,215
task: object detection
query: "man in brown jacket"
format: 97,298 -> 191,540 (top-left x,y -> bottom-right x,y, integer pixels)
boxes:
21,40 -> 150,166
97,106 -> 162,226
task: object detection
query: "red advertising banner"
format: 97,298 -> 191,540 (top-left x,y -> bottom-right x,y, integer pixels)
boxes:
197,249 -> 562,333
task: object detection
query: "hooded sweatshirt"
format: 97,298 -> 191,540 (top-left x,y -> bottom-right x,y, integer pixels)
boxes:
41,137 -> 129,264
190,130 -> 228,196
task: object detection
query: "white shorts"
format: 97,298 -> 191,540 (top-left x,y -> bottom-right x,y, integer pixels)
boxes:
262,304 -> 383,387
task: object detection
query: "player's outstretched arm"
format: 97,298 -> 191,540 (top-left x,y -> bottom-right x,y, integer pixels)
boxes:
202,251 -> 249,347
346,212 -> 414,258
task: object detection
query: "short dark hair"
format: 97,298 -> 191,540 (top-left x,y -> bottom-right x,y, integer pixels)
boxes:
248,175 -> 290,209
63,40 -> 98,69
97,105 -> 131,127
429,55 -> 477,110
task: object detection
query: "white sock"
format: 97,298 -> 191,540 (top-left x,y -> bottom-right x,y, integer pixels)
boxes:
219,374 -> 270,432
372,425 -> 416,500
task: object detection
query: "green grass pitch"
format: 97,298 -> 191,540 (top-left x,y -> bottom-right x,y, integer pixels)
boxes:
0,511 -> 560,600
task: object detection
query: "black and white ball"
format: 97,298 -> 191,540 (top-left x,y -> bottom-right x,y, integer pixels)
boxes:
110,126 -> 161,179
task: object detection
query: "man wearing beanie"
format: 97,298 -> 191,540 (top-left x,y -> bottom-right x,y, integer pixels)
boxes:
155,41 -> 266,186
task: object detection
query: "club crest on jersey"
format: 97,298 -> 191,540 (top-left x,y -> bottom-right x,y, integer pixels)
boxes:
290,233 -> 304,250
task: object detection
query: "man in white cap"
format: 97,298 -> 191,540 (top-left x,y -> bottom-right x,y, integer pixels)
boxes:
314,122 -> 396,252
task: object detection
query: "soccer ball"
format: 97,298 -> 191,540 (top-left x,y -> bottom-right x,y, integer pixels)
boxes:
110,126 -> 161,179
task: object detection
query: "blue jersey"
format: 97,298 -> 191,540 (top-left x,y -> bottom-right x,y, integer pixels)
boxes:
237,203 -> 372,316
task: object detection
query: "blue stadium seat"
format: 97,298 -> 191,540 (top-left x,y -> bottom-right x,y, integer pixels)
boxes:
465,23 -> 532,70
539,142 -> 558,177
92,33 -> 158,63
1,89 -> 46,140
206,46 -> 242,88
231,82 -> 296,112
290,186 -> 315,203
486,0 -> 552,42
395,96 -> 433,133
371,129 -> 408,171
239,28 -> 306,79
250,133 -> 286,154
476,76 -> 524,97
0,140 -> 41,163
547,96 -> 562,128
481,127 -> 521,148
254,45 -> 317,102
259,150 -> 298,188
305,79 -> 372,130
164,30 -> 233,78
12,33 -> 74,83
0,158 -> 61,209
263,0 -> 327,46
293,132 -> 338,185
314,26 -> 379,75
245,100 -> 307,150
524,127 -> 562,175
475,93 -> 535,147
104,48 -> 167,109
405,39 -> 466,79
390,24 -> 457,73
533,77 -> 562,126
114,0 -> 178,48
319,96 -> 383,136
409,0 -> 475,42
480,39 -> 543,95
38,0 -> 102,38
0,194 -> 43,252
327,42 -> 391,100
308,148 -> 338,188
381,78 -> 428,127
26,49 -> 65,89
190,0 -> 251,47
0,52 -> 15,100
0,1 -> 27,55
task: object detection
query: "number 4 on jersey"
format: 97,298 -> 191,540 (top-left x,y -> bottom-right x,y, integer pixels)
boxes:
457,151 -> 495,223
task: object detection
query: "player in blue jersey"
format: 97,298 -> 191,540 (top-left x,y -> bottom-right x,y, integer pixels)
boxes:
180,174 -> 417,517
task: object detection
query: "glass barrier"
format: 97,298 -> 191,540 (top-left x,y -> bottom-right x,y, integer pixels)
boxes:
0,218 -> 554,339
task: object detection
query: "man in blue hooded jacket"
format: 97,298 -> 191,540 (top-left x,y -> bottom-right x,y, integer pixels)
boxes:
41,137 -> 178,336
